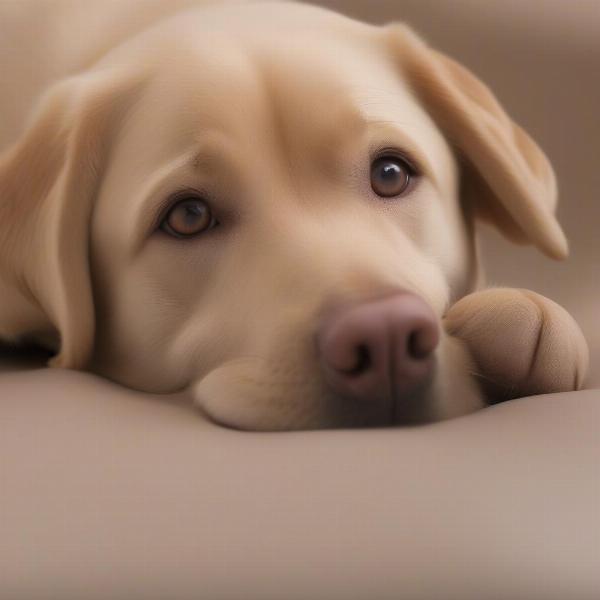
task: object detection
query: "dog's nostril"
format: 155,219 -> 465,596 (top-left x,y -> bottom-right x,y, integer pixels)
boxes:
408,328 -> 436,360
343,344 -> 372,375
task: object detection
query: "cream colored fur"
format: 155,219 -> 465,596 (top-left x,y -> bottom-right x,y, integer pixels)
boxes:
0,1 -> 586,430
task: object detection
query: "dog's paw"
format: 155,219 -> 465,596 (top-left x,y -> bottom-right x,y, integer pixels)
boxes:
444,288 -> 589,402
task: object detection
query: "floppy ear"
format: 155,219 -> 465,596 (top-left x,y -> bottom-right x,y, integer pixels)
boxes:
386,25 -> 567,260
0,68 -> 143,368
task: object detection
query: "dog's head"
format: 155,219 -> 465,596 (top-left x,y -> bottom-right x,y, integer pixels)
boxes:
0,2 -> 566,429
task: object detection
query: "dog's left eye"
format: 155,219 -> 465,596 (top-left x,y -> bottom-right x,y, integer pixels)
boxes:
370,154 -> 414,198
160,196 -> 218,238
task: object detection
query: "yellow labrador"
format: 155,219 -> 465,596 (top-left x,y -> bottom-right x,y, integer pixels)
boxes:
0,1 -> 570,429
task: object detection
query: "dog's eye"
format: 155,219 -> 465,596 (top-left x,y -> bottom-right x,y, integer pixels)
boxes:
370,155 -> 413,198
161,196 -> 217,238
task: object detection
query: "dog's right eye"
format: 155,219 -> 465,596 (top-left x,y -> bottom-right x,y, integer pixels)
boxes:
160,196 -> 218,238
370,153 -> 415,198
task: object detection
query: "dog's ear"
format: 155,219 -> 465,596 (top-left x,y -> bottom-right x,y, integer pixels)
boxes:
0,68 -> 143,368
387,25 -> 567,260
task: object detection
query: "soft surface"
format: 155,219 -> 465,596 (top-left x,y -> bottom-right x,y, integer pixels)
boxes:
1,363 -> 598,600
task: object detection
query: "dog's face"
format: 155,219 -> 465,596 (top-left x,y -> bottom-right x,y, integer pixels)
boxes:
0,3 -> 566,430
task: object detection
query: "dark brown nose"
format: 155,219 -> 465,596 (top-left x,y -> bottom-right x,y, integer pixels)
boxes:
317,292 -> 439,405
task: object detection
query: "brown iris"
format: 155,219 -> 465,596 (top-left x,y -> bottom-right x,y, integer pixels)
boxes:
370,155 -> 413,198
161,197 -> 215,238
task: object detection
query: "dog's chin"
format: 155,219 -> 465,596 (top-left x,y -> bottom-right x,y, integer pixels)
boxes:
192,367 -> 390,432
190,341 -> 484,432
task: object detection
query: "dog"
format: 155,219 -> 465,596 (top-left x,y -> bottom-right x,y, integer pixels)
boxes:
0,0 -> 570,430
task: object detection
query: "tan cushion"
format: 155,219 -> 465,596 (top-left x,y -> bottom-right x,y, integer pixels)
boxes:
1,364 -> 599,600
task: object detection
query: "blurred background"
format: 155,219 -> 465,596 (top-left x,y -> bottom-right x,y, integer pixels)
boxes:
307,0 -> 600,386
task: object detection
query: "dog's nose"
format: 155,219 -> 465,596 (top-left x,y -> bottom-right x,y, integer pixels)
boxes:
317,292 -> 439,405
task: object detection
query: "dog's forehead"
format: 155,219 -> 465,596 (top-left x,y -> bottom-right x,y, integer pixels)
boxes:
118,14 -> 440,170
97,3 -> 456,248
95,11 -> 457,236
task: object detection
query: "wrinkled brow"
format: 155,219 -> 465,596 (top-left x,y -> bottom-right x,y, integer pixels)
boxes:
128,135 -> 237,252
322,104 -> 439,186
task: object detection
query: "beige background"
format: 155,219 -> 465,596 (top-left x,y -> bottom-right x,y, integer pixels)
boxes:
310,0 -> 600,386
